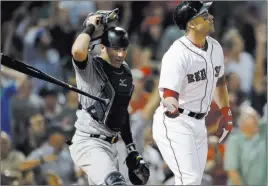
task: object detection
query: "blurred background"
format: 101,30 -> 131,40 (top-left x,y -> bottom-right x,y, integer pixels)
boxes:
1,1 -> 267,185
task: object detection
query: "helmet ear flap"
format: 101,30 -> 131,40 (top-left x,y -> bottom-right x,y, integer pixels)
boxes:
173,2 -> 197,30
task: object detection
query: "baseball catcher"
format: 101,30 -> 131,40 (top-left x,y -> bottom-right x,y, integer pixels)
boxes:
67,9 -> 150,185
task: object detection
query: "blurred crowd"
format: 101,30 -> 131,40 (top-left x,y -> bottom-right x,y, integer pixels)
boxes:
1,1 -> 267,185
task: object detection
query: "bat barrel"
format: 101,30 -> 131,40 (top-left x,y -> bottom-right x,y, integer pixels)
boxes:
1,53 -> 110,105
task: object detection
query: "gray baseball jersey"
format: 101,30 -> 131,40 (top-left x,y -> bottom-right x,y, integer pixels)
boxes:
70,53 -> 131,185
72,54 -> 120,137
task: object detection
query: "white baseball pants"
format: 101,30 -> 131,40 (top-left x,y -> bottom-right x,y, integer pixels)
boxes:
152,106 -> 208,185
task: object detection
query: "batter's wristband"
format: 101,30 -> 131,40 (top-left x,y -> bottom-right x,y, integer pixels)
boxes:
126,143 -> 136,154
82,24 -> 95,37
220,106 -> 231,115
220,106 -> 232,116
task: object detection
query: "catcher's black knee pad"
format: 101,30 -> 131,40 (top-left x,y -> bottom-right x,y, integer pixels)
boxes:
104,171 -> 126,185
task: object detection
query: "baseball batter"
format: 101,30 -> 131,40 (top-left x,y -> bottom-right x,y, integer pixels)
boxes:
68,10 -> 149,185
152,1 -> 233,185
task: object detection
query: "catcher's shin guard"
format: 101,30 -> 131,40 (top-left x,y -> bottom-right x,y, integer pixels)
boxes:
104,171 -> 126,185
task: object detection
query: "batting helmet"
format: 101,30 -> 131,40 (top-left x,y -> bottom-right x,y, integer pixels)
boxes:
173,1 -> 213,30
101,26 -> 129,48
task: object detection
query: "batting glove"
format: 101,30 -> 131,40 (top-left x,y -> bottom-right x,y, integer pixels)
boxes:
162,97 -> 180,118
216,106 -> 233,143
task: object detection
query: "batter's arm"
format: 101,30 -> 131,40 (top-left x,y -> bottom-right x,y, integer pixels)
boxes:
214,75 -> 233,143
213,76 -> 229,108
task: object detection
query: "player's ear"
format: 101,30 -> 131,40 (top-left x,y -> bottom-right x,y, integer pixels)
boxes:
100,44 -> 107,54
187,21 -> 195,30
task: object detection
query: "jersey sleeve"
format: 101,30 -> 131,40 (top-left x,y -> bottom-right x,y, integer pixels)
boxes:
72,54 -> 95,85
158,48 -> 187,94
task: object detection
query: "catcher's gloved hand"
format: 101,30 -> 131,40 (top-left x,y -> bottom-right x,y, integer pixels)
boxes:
216,106 -> 233,143
125,143 -> 150,185
83,8 -> 119,40
82,14 -> 104,39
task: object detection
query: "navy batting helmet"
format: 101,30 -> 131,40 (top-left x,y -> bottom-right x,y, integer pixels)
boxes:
101,26 -> 129,48
173,1 -> 213,30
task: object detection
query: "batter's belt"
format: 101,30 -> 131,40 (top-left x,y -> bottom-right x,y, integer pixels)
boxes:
178,108 -> 206,119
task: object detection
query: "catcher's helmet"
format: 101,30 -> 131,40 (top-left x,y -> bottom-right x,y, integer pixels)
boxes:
101,26 -> 129,48
173,1 -> 213,30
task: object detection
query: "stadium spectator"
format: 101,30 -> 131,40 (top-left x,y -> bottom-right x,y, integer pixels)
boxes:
16,112 -> 47,156
19,125 -> 75,184
222,28 -> 254,96
1,66 -> 27,138
1,132 -> 25,174
224,106 -> 267,185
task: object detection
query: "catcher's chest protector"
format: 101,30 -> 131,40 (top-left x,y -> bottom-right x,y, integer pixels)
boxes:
91,57 -> 134,132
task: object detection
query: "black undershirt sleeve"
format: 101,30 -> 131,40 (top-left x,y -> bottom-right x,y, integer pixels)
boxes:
120,112 -> 134,146
73,56 -> 89,70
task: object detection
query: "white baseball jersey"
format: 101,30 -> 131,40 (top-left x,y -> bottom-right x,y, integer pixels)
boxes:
158,35 -> 224,114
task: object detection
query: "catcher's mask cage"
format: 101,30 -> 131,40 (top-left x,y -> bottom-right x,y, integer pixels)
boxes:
173,1 -> 213,31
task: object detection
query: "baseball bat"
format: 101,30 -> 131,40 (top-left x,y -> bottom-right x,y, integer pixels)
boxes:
0,53 -> 110,105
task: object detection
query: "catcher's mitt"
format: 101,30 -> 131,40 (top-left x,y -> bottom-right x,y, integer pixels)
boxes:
83,8 -> 119,41
126,151 -> 150,185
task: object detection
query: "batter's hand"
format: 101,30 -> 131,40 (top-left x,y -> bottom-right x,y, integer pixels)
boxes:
216,106 -> 233,143
162,97 -> 180,118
